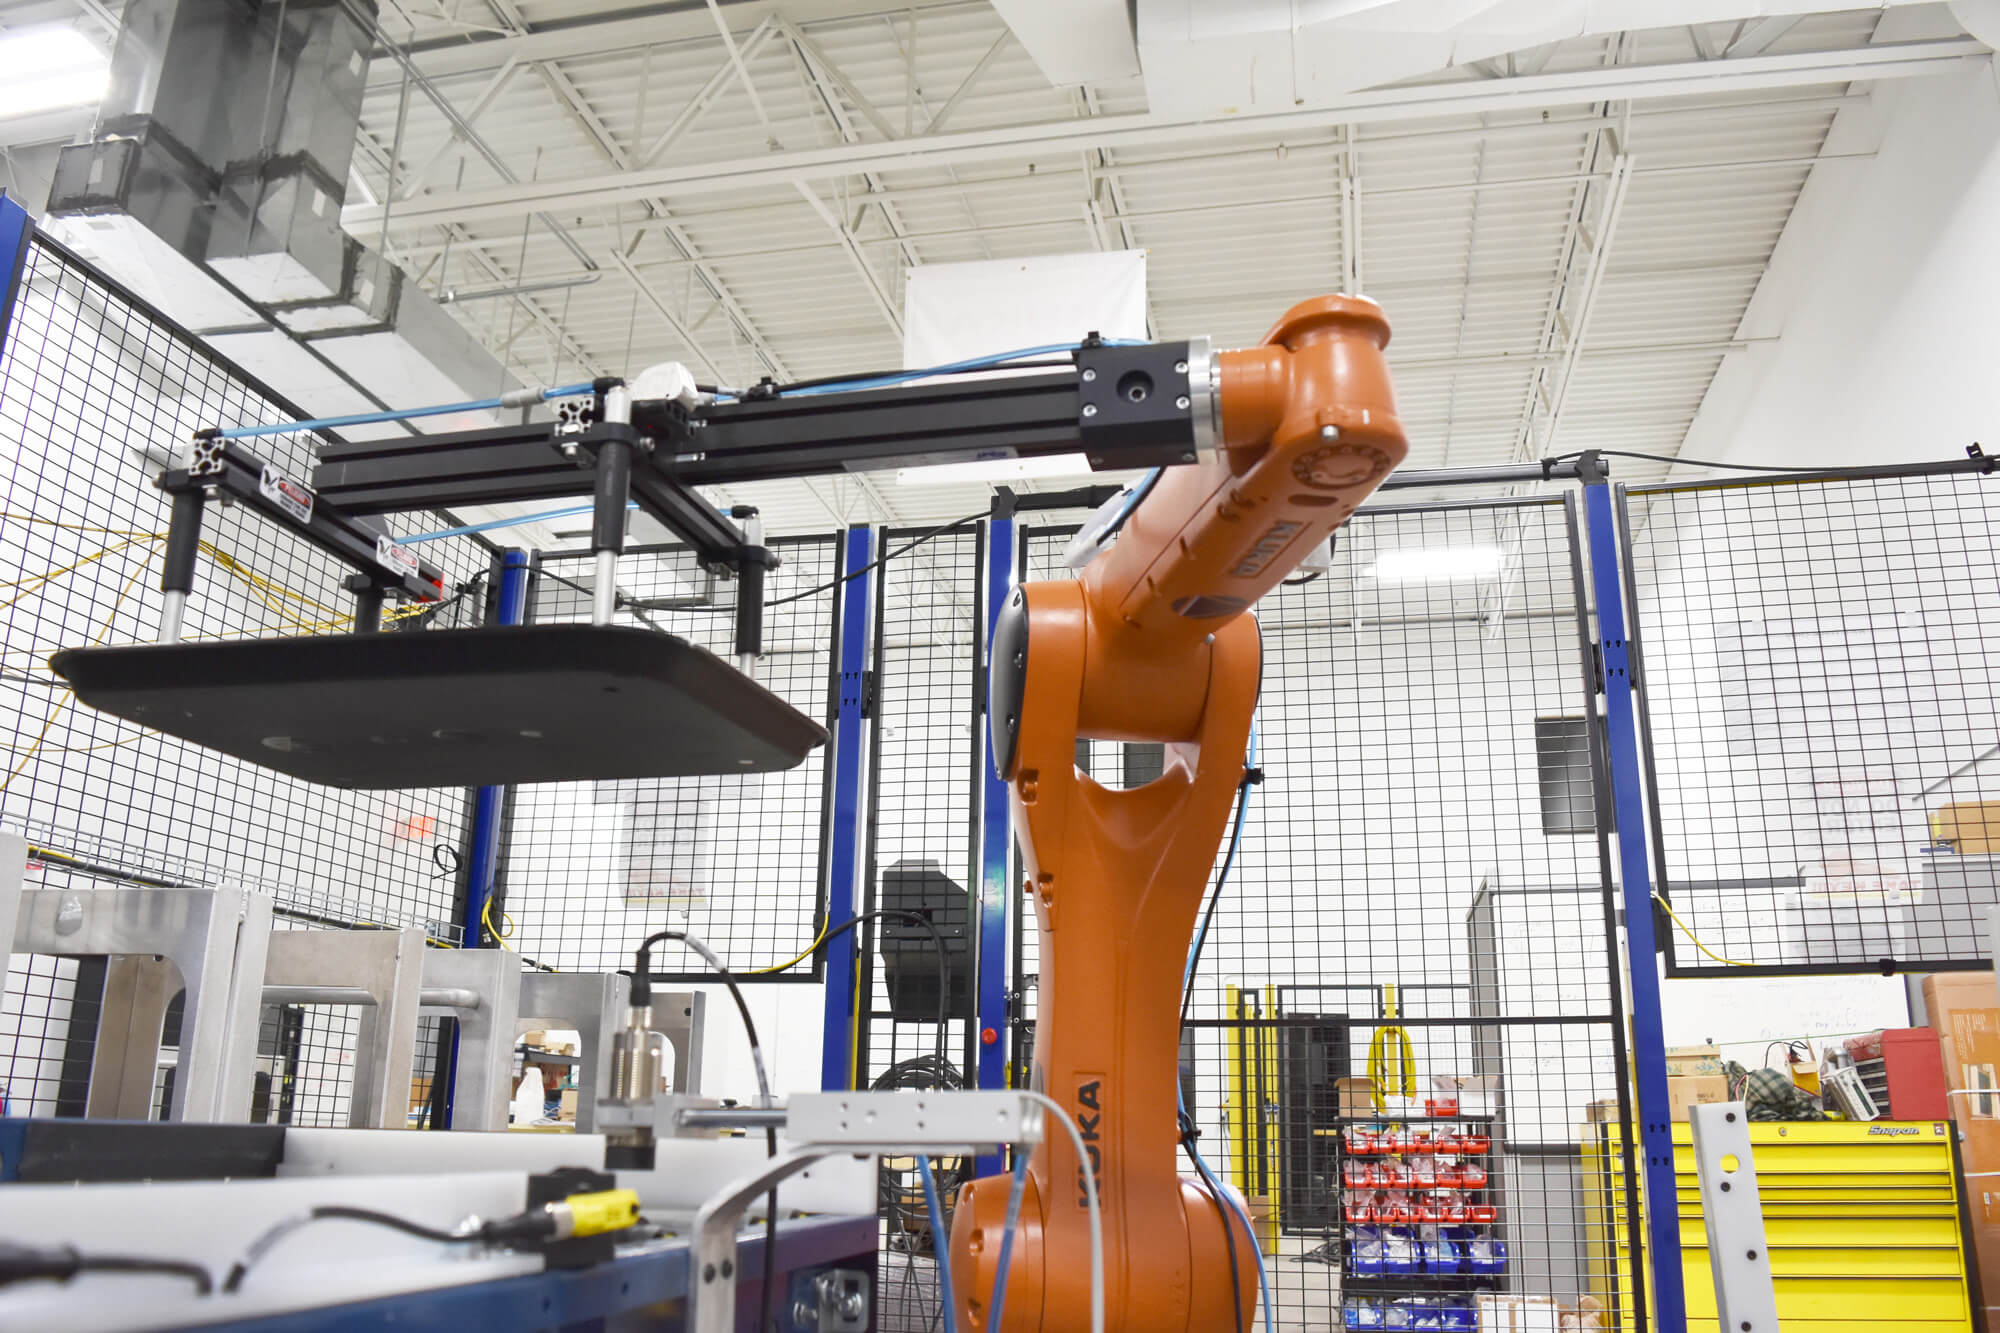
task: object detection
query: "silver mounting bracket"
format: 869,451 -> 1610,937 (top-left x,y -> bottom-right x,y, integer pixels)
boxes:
1689,1100 -> 1780,1333
688,1091 -> 1042,1333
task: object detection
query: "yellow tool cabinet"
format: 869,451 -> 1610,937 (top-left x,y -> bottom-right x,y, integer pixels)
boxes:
1581,1120 -> 1976,1332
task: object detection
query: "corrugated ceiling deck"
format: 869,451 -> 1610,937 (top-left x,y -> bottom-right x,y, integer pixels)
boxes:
329,3 -> 1926,531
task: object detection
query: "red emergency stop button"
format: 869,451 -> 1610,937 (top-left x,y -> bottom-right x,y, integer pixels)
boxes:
981,1027 -> 998,1045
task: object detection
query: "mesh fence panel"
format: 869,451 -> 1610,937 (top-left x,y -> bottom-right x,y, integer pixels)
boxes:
1625,471 -> 2000,974
859,526 -> 983,1331
1015,498 -> 1642,1332
503,538 -> 838,976
1,232 -> 487,1123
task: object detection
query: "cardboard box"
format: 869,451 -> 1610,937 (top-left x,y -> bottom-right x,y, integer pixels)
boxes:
1478,1294 -> 1561,1332
559,1087 -> 577,1124
1666,1075 -> 1729,1121
1922,970 -> 2000,1328
1664,1044 -> 1725,1078
1337,1076 -> 1375,1120
1932,801 -> 2000,853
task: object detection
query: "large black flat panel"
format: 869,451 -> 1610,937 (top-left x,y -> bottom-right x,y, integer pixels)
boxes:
51,625 -> 827,789
0,1119 -> 285,1183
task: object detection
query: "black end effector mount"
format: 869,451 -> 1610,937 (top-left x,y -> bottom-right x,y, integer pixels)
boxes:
160,434 -> 446,624
1074,337 -> 1199,471
727,503 -> 777,662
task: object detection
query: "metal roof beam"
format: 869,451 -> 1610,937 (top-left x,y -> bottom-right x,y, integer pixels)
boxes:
344,39 -> 1985,233
796,181 -> 904,336
638,18 -> 779,167
397,55 -> 522,200
924,28 -> 1009,135
371,0 -> 985,84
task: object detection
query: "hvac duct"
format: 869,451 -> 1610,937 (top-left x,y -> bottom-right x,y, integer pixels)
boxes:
44,0 -> 523,437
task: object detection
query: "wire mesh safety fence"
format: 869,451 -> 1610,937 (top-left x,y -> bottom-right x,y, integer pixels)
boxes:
1009,497 -> 1643,1333
1622,470 -> 2000,975
859,526 -> 984,1327
0,230 -> 489,1123
499,537 -> 839,977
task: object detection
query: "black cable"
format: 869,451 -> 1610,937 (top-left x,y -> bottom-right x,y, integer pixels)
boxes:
0,1242 -> 213,1295
25,844 -> 188,889
223,1206 -> 466,1292
1179,772 -> 1257,1027
1545,447 -> 1984,475
873,1054 -> 971,1264
752,908 -> 955,1324
764,910 -> 952,1072
538,513 -> 982,618
767,513 -> 985,609
631,931 -> 782,1333
1177,1111 -> 1245,1333
402,571 -> 487,629
537,566 -> 731,624
757,357 -> 1075,396
1173,768 -> 1256,1333
1280,572 -> 1322,587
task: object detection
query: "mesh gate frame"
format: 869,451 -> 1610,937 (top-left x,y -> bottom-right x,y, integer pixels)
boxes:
1000,490 -> 1650,1332
493,535 -> 845,984
1616,461 -> 2000,979
0,220 -> 495,1128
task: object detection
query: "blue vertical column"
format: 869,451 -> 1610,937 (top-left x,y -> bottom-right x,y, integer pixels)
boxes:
462,548 -> 532,948
973,517 -> 1016,1177
0,194 -> 35,365
1582,479 -> 1686,1331
821,525 -> 875,1090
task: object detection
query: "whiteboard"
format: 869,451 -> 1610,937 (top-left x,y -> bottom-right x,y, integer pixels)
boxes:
1658,971 -> 1910,1068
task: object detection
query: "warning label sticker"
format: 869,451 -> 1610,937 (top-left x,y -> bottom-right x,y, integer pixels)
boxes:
259,465 -> 314,525
376,534 -> 420,579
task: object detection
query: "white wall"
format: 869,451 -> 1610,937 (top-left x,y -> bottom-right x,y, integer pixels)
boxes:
1634,28 -> 2000,1030
1679,24 -> 2000,471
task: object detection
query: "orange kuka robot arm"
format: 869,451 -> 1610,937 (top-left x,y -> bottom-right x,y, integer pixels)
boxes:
949,296 -> 1407,1333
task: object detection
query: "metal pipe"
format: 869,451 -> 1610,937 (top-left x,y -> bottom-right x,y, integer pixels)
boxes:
262,984 -> 482,1009
1377,461 -> 1588,491
1918,740 -> 2000,801
158,590 -> 187,644
440,272 -> 602,304
676,1106 -> 788,1132
593,549 -> 618,625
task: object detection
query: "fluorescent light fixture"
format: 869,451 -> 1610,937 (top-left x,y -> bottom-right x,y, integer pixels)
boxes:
0,28 -> 110,120
896,453 -> 1094,486
1366,545 -> 1506,582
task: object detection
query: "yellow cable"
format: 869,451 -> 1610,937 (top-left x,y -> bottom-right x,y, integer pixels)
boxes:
1,518 -> 453,643
482,896 -> 516,952
1652,893 -> 1752,968
0,733 -> 147,757
751,920 -> 832,976
0,537 -> 159,601
0,549 -> 156,796
0,511 -> 168,538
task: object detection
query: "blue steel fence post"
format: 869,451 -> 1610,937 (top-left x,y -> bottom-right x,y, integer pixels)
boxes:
463,548 -> 533,945
446,547 -> 531,1127
973,516 -> 1016,1177
821,526 -> 875,1090
1582,464 -> 1685,1331
0,194 -> 34,366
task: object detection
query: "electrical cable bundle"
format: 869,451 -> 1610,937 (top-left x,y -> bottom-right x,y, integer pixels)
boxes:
636,909 -> 953,1333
